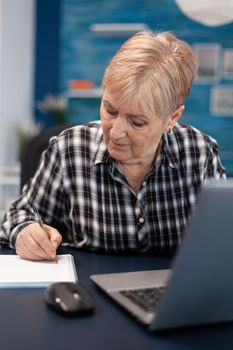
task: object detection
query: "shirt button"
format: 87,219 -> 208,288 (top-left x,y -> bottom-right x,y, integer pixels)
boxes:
139,217 -> 145,224
142,181 -> 146,186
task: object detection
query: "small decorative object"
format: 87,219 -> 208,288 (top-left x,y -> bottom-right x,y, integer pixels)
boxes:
69,80 -> 94,89
36,94 -> 69,125
17,120 -> 41,161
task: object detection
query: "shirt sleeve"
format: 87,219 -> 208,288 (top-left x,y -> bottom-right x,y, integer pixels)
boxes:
0,136 -> 66,248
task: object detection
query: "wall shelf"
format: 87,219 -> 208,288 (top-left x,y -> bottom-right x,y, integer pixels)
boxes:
90,23 -> 149,36
0,165 -> 20,186
0,165 -> 20,222
65,87 -> 103,99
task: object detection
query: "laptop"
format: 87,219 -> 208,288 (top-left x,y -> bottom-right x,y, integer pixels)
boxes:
90,180 -> 233,331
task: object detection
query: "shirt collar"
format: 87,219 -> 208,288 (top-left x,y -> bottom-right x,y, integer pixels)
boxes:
91,133 -> 111,166
160,128 -> 179,169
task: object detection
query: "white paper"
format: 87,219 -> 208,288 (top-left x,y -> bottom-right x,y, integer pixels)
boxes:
0,254 -> 77,287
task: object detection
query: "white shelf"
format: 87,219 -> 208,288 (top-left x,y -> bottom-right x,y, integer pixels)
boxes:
65,87 -> 103,99
0,176 -> 20,186
0,165 -> 20,186
90,23 -> 149,36
0,210 -> 5,224
0,165 -> 20,222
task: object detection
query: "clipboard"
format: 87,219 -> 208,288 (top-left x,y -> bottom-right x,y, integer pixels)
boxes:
0,254 -> 78,288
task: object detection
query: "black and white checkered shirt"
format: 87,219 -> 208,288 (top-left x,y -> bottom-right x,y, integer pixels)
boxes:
0,121 -> 226,253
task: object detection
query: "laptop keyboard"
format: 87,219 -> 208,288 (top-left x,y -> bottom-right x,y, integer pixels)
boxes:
120,286 -> 165,313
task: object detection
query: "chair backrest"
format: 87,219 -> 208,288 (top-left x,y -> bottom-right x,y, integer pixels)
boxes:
20,124 -> 72,192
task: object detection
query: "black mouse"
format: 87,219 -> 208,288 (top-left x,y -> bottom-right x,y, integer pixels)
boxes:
44,282 -> 95,316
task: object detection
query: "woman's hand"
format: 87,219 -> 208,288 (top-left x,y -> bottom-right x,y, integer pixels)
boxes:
15,223 -> 62,261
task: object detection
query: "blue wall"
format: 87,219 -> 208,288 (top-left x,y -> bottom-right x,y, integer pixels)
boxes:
34,0 -> 61,128
35,0 -> 233,175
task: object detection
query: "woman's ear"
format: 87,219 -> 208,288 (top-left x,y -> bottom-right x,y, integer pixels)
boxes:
166,105 -> 185,132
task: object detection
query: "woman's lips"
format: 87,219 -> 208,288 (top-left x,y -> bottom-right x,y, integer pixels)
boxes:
110,139 -> 128,148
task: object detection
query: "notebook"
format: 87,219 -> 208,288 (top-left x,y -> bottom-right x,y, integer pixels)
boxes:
90,180 -> 233,331
0,254 -> 77,287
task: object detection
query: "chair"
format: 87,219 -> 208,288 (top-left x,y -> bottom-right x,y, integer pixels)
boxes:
20,124 -> 72,192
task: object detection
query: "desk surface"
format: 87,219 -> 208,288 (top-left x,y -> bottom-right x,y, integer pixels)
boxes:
0,246 -> 233,350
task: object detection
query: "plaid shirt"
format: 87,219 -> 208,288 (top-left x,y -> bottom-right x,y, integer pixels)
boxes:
0,121 -> 226,253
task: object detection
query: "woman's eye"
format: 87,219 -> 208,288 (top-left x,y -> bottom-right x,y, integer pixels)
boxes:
107,109 -> 117,117
132,120 -> 146,128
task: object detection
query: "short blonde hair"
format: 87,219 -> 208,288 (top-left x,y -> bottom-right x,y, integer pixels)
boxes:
102,31 -> 198,121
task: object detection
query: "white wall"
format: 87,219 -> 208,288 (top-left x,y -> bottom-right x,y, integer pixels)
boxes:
0,0 -> 35,165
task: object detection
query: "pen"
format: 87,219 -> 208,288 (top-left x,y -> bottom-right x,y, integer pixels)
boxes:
31,205 -> 58,262
31,205 -> 44,230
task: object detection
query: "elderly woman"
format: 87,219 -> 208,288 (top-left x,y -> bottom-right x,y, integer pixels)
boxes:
0,31 -> 225,260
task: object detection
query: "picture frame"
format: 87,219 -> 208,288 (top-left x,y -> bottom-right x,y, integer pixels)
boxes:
210,85 -> 233,116
222,49 -> 233,79
193,43 -> 221,82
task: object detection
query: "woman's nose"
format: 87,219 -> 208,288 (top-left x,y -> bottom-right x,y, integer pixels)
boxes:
110,117 -> 127,139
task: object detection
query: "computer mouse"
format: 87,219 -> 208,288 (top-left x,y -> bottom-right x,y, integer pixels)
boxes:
44,282 -> 95,316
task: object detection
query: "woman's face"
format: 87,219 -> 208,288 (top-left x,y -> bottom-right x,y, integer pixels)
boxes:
100,92 -> 176,165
